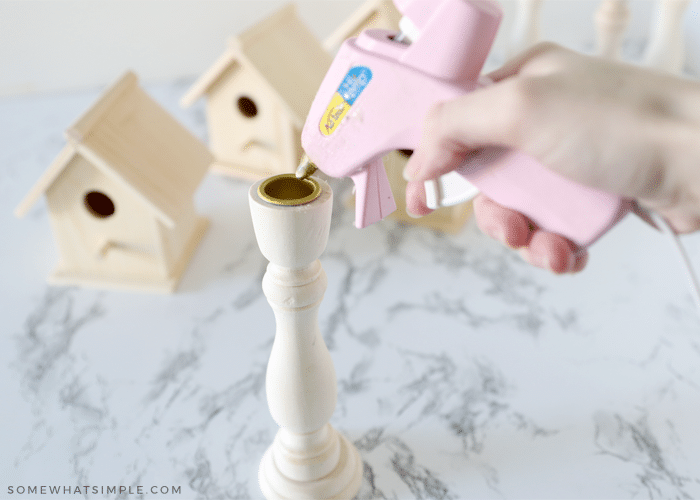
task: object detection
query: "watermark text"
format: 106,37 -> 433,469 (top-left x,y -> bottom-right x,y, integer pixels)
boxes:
7,485 -> 181,495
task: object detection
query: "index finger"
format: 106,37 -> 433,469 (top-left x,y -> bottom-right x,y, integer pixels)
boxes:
403,78 -> 523,183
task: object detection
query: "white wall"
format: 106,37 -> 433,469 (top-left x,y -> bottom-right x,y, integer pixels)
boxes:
1,0 -> 698,97
0,1 -> 362,96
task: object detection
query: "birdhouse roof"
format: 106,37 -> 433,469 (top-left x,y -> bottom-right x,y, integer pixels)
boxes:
15,72 -> 213,227
180,3 -> 331,123
323,0 -> 401,52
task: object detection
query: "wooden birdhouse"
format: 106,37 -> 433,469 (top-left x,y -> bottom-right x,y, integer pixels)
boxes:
323,0 -> 401,53
15,71 -> 213,293
180,3 -> 332,180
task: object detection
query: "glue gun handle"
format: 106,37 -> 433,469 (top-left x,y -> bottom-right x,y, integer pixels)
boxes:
457,149 -> 631,248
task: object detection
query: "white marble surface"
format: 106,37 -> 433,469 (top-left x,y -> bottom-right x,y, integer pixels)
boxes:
2,78 -> 700,500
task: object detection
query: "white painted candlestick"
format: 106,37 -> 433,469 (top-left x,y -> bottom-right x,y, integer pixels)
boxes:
508,0 -> 543,58
595,0 -> 630,60
249,174 -> 362,500
644,0 -> 691,74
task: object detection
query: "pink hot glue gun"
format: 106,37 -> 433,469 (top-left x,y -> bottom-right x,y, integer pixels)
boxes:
297,0 -> 632,248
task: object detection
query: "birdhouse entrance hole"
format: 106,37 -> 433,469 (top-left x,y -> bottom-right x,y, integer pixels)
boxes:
237,96 -> 258,118
84,191 -> 115,218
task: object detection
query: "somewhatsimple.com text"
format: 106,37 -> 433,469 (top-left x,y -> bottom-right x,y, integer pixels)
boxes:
7,485 -> 181,495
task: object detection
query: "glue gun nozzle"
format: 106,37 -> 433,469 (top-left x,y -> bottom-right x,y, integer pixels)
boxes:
295,155 -> 318,179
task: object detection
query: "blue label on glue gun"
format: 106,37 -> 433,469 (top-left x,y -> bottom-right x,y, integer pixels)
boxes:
320,66 -> 372,136
338,66 -> 372,104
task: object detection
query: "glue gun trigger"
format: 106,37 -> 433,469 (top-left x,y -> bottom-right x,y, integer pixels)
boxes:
350,158 -> 397,228
424,173 -> 481,209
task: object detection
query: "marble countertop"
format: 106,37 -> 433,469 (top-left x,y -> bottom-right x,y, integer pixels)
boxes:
2,79 -> 700,500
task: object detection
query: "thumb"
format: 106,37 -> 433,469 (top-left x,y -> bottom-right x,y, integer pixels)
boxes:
487,41 -> 566,82
403,42 -> 570,183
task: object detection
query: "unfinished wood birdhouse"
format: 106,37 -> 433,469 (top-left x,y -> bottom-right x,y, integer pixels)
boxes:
15,71 -> 212,293
323,0 -> 401,53
181,3 -> 331,181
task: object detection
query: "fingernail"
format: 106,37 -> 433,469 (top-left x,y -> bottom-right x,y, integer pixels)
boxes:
406,208 -> 423,219
565,252 -> 576,273
497,229 -> 513,248
484,225 -> 507,247
544,256 -> 554,272
519,248 -> 547,268
518,248 -> 530,263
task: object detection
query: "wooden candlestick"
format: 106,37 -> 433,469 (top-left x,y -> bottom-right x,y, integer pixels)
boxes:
644,0 -> 691,74
249,174 -> 362,500
508,0 -> 543,57
595,0 -> 630,60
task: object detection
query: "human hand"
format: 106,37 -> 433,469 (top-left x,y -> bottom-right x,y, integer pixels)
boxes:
403,42 -> 700,273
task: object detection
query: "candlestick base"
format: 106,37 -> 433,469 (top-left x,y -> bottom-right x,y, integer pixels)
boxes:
259,427 -> 362,500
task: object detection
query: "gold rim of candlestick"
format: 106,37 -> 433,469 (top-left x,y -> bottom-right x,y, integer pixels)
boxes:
258,174 -> 321,206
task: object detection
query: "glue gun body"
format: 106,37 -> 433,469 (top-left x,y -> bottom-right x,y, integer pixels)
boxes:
301,0 -> 631,248
301,29 -> 480,228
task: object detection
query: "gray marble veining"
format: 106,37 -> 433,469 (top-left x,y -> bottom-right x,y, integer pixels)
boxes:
2,79 -> 700,500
